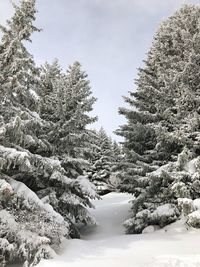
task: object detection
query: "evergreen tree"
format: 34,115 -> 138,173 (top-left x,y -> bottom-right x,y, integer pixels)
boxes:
52,61 -> 97,159
0,1 -> 98,266
38,60 -> 99,229
117,5 -> 200,233
109,140 -> 124,188
112,140 -> 122,162
88,127 -> 119,194
40,59 -> 63,123
0,0 -> 40,119
40,60 -> 98,176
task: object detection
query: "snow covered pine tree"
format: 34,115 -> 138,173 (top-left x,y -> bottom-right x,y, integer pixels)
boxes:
0,0 -> 98,266
117,5 -> 200,234
87,127 -> 121,194
39,59 -> 99,230
41,60 -> 98,160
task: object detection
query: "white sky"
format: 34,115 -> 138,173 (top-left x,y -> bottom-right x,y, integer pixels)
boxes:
0,0 -> 200,140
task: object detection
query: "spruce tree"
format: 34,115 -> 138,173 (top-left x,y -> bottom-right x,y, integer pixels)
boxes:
52,61 -> 97,159
88,127 -> 117,194
40,59 -> 62,123
117,5 -> 200,233
112,140 -> 122,162
0,1 -> 98,265
40,60 -> 98,176
38,60 -> 99,230
0,0 -> 40,119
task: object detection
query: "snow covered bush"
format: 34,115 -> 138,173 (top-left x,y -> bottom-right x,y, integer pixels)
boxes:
187,211 -> 200,228
178,198 -> 195,216
123,155 -> 200,234
124,203 -> 179,234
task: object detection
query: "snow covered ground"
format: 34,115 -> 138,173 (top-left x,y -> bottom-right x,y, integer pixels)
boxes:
37,192 -> 200,267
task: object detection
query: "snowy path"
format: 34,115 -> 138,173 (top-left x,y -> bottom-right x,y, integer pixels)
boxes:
37,193 -> 200,267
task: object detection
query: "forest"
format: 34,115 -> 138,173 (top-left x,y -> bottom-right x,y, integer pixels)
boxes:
1,1 -> 200,267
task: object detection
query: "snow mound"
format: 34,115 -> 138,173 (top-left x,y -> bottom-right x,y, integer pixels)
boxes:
183,158 -> 198,174
146,255 -> 200,267
142,225 -> 160,234
153,204 -> 175,217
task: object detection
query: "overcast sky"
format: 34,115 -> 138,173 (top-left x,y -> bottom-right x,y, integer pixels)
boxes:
0,0 -> 200,140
